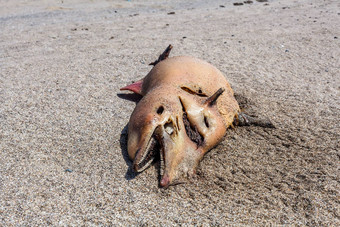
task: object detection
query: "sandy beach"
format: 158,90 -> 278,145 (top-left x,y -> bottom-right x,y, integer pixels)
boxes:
1,0 -> 339,225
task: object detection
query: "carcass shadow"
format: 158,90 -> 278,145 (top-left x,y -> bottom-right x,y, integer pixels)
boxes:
117,92 -> 142,180
119,124 -> 139,180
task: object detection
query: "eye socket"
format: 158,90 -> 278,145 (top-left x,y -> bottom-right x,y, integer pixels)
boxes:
157,106 -> 164,115
204,116 -> 209,128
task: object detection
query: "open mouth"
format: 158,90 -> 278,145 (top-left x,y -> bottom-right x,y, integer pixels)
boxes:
133,130 -> 162,173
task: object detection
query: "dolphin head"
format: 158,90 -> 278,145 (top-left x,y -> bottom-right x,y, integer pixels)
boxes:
127,87 -> 227,187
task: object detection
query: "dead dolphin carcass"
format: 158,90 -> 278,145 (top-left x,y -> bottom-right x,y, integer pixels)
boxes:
120,45 -> 274,187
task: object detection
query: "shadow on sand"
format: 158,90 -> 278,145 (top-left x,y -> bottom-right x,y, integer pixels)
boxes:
119,124 -> 139,180
117,92 -> 142,180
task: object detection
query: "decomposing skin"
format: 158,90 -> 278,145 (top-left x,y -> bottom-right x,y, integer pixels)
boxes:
120,45 -> 273,187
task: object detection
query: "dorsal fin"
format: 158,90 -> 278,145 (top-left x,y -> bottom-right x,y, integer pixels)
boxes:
120,79 -> 144,95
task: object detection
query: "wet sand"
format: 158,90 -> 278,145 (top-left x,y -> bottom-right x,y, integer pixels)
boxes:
0,0 -> 339,225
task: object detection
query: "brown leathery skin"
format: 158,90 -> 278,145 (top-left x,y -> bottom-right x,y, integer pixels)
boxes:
126,56 -> 240,187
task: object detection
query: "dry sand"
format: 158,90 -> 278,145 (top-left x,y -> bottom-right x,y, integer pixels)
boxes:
1,0 -> 339,225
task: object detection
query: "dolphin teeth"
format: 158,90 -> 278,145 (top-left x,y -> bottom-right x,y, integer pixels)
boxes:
135,135 -> 160,172
159,146 -> 165,177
